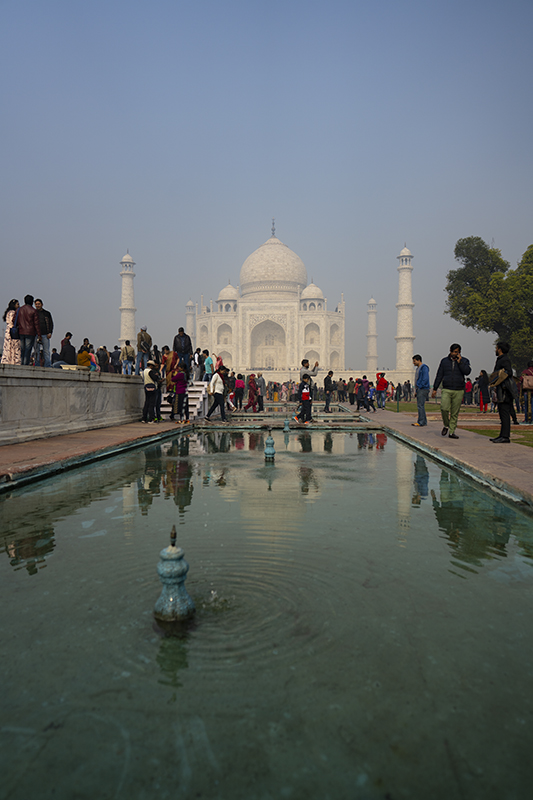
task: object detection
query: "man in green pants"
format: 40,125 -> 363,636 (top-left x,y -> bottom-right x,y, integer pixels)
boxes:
431,343 -> 471,440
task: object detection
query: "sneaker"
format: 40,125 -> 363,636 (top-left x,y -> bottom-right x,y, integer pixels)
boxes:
448,432 -> 459,439
293,415 -> 299,422
412,422 -> 423,427
141,420 -> 148,424
441,427 -> 448,436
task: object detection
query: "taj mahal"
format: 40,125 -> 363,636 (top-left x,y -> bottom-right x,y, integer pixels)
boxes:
119,223 -> 416,384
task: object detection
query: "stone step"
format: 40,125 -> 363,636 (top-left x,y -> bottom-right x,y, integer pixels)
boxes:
160,380 -> 209,420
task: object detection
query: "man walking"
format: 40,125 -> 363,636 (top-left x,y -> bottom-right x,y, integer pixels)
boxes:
18,295 -> 41,365
256,372 -> 266,412
432,343 -> 471,439
136,326 -> 152,375
33,299 -> 53,367
412,354 -> 430,427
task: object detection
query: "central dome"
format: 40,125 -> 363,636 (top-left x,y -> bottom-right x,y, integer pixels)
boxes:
239,236 -> 308,297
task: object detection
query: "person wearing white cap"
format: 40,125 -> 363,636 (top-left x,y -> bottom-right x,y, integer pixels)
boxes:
136,325 -> 152,375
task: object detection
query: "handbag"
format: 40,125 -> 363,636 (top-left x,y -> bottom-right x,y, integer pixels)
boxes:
10,308 -> 20,340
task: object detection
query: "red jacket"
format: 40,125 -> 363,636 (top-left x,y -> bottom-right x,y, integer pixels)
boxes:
376,374 -> 388,391
17,304 -> 41,336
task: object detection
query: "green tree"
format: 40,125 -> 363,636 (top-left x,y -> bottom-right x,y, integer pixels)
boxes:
445,237 -> 533,373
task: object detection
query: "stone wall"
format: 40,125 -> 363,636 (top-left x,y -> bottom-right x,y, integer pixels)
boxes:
0,365 -> 143,446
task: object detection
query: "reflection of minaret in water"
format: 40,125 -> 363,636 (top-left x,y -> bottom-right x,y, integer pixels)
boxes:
122,482 -> 137,537
396,443 -> 412,542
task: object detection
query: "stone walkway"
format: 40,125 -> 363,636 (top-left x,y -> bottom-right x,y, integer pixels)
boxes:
0,410 -> 532,508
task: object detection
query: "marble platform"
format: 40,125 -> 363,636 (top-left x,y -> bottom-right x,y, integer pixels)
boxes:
0,365 -> 143,445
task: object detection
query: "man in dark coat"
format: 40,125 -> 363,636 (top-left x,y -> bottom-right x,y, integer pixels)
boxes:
18,294 -> 41,365
432,343 -> 471,439
489,342 -> 514,443
172,327 -> 193,376
33,298 -> 54,367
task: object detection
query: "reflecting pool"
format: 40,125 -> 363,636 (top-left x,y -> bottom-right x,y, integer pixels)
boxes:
2,430 -> 533,799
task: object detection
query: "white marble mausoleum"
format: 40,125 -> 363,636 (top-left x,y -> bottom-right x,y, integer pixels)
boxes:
185,229 -> 346,374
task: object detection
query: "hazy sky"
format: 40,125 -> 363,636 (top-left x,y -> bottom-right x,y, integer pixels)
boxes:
2,0 -> 532,376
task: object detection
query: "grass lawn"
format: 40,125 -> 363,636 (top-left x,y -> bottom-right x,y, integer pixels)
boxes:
460,426 -> 533,448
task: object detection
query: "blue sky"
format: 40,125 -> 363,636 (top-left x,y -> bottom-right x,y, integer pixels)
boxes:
2,0 -> 532,374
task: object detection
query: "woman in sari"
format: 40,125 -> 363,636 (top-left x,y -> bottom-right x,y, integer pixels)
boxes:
1,299 -> 21,365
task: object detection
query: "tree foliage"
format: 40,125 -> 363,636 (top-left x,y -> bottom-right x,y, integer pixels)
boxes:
445,237 -> 533,373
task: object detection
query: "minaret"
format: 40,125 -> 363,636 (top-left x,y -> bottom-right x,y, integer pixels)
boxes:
185,299 -> 196,350
366,297 -> 378,374
119,251 -> 136,347
395,245 -> 415,382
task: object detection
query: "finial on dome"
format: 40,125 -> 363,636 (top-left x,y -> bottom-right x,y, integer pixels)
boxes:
127,248 -> 129,254
271,218 -> 276,238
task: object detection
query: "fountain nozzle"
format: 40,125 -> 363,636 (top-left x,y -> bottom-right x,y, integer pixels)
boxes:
154,527 -> 196,629
264,427 -> 276,461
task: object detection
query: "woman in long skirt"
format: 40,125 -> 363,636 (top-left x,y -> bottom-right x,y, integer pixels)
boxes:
244,374 -> 258,412
1,300 -> 21,365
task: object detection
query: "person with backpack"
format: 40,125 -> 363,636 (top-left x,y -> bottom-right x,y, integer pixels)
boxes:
120,340 -> 135,375
136,326 -> 152,375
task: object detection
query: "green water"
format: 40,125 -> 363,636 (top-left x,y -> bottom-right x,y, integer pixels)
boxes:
1,430 -> 533,799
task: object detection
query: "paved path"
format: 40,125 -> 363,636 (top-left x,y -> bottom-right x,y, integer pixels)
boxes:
0,411 -> 531,508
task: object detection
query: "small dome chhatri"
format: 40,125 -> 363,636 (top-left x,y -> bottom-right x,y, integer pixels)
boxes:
239,235 -> 308,297
217,282 -> 240,302
301,282 -> 324,300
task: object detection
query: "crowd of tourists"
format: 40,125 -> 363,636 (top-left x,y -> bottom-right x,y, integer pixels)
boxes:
2,296 -> 533,434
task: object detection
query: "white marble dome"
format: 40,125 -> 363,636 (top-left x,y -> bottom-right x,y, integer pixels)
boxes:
399,246 -> 412,257
121,253 -> 134,263
301,282 -> 324,300
239,236 -> 308,297
217,283 -> 240,302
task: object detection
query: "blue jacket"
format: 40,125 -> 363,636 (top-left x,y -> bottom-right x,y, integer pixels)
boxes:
415,363 -> 430,391
433,355 -> 471,391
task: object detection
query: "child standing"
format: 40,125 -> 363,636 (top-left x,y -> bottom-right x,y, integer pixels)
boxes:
295,373 -> 312,423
